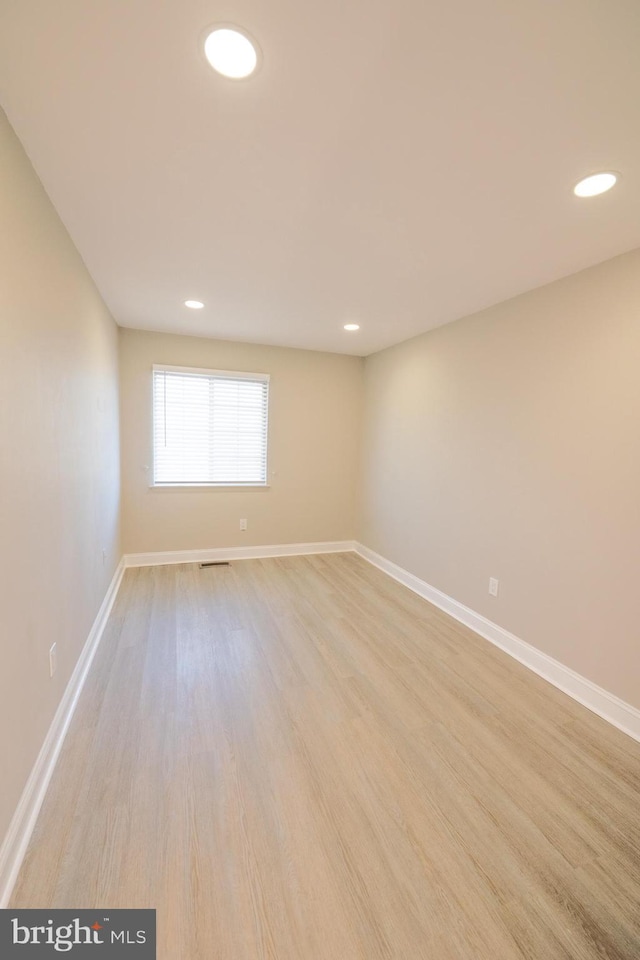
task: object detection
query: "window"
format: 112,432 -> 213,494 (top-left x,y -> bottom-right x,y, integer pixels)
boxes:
152,365 -> 269,486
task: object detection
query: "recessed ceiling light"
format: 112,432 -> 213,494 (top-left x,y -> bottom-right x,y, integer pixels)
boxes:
204,27 -> 259,79
573,172 -> 618,198
184,300 -> 204,309
344,323 -> 360,331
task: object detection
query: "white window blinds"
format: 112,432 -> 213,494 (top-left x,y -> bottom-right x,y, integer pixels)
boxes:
152,365 -> 269,486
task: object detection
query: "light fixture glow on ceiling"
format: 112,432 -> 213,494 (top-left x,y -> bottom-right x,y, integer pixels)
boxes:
573,172 -> 618,198
204,27 -> 258,79
184,300 -> 204,309
344,323 -> 360,331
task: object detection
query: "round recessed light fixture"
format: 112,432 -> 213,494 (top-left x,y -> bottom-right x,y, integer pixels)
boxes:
573,172 -> 618,198
184,300 -> 204,309
204,26 -> 259,79
344,323 -> 360,331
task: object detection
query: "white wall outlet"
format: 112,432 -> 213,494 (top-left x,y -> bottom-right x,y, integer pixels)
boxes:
489,577 -> 499,597
49,642 -> 57,678
102,547 -> 107,565
240,518 -> 247,531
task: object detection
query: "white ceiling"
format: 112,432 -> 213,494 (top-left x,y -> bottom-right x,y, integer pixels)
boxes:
1,0 -> 639,356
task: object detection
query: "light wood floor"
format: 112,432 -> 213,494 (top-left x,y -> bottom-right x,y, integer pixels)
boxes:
12,553 -> 640,959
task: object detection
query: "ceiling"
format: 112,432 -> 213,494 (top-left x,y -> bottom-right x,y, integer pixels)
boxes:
1,0 -> 639,356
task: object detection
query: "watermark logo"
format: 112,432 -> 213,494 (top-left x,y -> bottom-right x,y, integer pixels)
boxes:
0,910 -> 156,957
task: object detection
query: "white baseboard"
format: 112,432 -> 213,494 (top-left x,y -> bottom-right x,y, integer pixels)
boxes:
124,540 -> 357,568
0,558 -> 126,908
355,543 -> 640,743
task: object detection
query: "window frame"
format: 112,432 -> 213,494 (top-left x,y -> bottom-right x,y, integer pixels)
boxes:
151,363 -> 270,489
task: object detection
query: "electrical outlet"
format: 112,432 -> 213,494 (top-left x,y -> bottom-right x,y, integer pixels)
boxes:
240,518 -> 247,531
49,643 -> 57,678
102,547 -> 107,565
488,577 -> 499,597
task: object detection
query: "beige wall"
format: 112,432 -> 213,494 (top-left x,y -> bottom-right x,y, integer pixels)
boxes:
359,248 -> 640,710
120,329 -> 363,553
0,110 -> 121,849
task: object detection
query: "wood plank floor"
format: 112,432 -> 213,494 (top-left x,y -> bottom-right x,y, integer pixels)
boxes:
11,553 -> 640,959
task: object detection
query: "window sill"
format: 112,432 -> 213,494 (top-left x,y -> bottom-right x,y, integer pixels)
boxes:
150,483 -> 270,490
